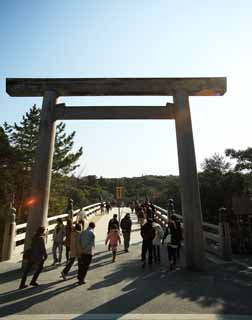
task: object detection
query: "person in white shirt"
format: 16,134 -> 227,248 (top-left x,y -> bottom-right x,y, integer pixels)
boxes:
152,219 -> 164,264
77,209 -> 88,230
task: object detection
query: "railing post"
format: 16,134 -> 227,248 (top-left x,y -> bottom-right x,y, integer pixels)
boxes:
218,207 -> 232,260
2,206 -> 16,261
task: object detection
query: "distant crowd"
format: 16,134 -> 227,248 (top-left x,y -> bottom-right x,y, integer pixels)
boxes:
19,200 -> 182,289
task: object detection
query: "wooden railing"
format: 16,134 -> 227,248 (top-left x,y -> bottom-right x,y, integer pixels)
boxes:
2,202 -> 103,261
153,204 -> 232,260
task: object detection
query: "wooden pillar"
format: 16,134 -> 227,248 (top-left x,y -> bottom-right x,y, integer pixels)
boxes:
24,91 -> 58,250
174,91 -> 205,270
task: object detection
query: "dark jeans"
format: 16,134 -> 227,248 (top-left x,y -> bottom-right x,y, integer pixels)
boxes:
153,245 -> 160,263
122,231 -> 131,250
167,245 -> 177,265
78,254 -> 92,282
20,259 -> 44,286
63,257 -> 75,275
66,246 -> 70,262
141,240 -> 153,264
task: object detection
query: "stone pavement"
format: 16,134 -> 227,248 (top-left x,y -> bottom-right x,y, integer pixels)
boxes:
1,208 -> 252,319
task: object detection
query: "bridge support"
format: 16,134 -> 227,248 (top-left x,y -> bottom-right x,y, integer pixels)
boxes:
24,91 -> 58,250
174,91 -> 205,270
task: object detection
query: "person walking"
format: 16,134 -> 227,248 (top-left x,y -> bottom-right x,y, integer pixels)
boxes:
19,227 -> 48,289
162,214 -> 179,271
52,218 -> 65,265
120,213 -> 132,252
76,209 -> 88,230
65,219 -> 73,262
107,214 -> 120,251
105,225 -> 121,262
152,219 -> 164,264
141,219 -> 155,268
78,222 -> 96,285
61,223 -> 82,280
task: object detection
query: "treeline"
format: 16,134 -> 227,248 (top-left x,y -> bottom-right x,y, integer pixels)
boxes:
1,105 -> 252,242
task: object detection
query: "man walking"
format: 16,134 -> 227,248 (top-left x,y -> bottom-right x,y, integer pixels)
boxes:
141,219 -> 155,268
78,222 -> 95,285
120,213 -> 132,252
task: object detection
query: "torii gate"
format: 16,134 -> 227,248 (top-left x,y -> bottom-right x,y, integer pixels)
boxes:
6,77 -> 226,270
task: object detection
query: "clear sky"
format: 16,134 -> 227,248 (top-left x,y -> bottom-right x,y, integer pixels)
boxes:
0,0 -> 251,178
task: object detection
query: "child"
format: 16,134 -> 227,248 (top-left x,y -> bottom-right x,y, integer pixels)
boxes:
105,224 -> 121,262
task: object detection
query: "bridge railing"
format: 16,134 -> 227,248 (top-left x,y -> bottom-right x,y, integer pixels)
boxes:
153,205 -> 232,260
2,202 -> 103,261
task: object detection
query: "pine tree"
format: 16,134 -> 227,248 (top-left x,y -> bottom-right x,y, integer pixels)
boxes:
4,104 -> 83,174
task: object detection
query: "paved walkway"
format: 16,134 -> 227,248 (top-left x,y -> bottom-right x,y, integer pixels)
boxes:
1,208 -> 252,319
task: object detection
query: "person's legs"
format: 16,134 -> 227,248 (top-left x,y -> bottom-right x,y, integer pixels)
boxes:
58,243 -> 63,263
153,245 -> 157,263
66,246 -> 70,262
167,245 -> 173,269
30,260 -> 44,285
63,257 -> 75,275
19,260 -> 33,288
52,242 -> 58,264
157,245 -> 161,263
147,241 -> 153,265
77,256 -> 83,282
112,249 -> 117,262
79,254 -> 92,283
123,232 -> 130,251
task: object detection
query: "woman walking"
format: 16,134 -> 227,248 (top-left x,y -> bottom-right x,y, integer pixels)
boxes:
162,215 -> 179,271
152,219 -> 164,264
61,223 -> 82,280
105,225 -> 121,262
19,227 -> 48,289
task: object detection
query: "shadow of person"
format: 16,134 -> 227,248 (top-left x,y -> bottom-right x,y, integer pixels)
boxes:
0,281 -> 77,317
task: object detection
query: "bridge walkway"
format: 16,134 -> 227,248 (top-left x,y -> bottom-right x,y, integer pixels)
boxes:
0,208 -> 252,319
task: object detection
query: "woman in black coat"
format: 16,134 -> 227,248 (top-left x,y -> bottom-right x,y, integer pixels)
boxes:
162,215 -> 180,271
19,226 -> 48,289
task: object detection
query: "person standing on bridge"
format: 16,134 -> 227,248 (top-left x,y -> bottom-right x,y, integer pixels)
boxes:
78,222 -> 96,285
19,226 -> 47,289
162,215 -> 179,271
152,219 -> 164,264
120,213 -> 132,252
141,219 -> 155,268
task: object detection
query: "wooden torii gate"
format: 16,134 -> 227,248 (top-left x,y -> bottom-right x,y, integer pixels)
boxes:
6,77 -> 226,270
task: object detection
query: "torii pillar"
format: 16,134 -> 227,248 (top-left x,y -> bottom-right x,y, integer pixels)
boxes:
174,91 -> 205,270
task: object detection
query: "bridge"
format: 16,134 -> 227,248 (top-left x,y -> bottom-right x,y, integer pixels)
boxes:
1,203 -> 252,319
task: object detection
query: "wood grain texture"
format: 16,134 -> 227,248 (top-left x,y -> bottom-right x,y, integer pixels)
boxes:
6,77 -> 226,97
54,105 -> 175,120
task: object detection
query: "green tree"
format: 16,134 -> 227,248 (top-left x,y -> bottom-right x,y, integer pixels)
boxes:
4,105 -> 83,174
225,148 -> 252,172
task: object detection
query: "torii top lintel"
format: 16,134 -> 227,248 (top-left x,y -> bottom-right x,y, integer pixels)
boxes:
6,77 -> 226,97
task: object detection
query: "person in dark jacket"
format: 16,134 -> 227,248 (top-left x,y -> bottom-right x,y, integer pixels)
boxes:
120,213 -> 132,252
162,214 -> 180,271
107,214 -> 120,251
19,226 -> 48,289
141,219 -> 155,268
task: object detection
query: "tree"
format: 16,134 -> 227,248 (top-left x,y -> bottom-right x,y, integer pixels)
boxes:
201,153 -> 230,174
4,105 -> 83,174
225,148 -> 252,173
3,105 -> 83,218
199,153 -> 245,223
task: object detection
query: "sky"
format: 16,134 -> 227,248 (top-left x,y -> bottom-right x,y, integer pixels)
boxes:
0,0 -> 251,178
